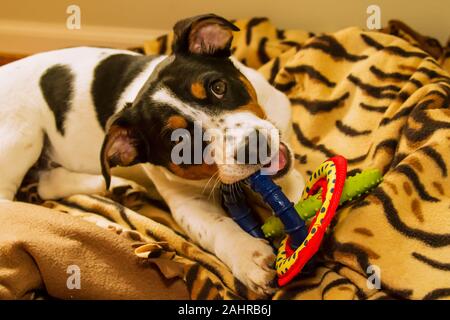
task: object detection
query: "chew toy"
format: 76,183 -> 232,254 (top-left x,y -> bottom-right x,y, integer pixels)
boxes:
262,167 -> 383,239
221,155 -> 382,286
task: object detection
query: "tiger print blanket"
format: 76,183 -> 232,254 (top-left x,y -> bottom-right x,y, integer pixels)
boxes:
12,19 -> 450,300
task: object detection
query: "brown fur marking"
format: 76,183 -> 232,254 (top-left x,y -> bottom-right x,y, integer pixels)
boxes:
167,115 -> 188,129
169,162 -> 218,180
234,75 -> 266,119
239,75 -> 257,101
191,82 -> 207,99
237,103 -> 266,119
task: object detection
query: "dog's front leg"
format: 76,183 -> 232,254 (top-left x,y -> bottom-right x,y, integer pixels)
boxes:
144,165 -> 277,296
37,167 -> 146,200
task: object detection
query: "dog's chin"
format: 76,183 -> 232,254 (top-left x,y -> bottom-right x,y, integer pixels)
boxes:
218,142 -> 293,184
218,164 -> 260,185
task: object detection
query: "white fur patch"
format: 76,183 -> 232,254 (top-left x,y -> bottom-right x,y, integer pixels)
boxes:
151,87 -> 213,126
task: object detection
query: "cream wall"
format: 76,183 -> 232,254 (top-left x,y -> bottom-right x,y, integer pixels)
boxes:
0,0 -> 449,54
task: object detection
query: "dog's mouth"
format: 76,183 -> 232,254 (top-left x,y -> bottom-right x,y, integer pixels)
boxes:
262,142 -> 291,179
216,142 -> 292,184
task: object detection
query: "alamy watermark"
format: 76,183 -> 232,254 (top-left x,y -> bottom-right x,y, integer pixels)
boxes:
170,121 -> 281,175
66,264 -> 81,289
366,5 -> 381,30
366,264 -> 381,290
66,5 -> 81,30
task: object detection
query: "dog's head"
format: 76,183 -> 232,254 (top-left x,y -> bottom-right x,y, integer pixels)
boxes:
101,14 -> 292,188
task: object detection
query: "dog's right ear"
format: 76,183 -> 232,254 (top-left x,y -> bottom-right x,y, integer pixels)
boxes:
100,124 -> 142,189
172,13 -> 239,57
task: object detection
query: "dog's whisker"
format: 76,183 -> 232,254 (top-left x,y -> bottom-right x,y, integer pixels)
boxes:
202,171 -> 219,195
212,178 -> 221,203
207,176 -> 217,200
209,175 -> 221,203
203,171 -> 219,199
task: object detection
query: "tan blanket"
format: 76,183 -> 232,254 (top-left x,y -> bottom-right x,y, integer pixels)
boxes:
0,201 -> 188,299
2,19 -> 450,300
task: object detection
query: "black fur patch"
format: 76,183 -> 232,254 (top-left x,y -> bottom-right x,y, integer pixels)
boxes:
39,64 -> 74,135
156,34 -> 168,54
91,54 -> 156,129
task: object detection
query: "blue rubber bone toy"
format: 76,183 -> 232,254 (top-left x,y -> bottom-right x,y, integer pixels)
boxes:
221,172 -> 309,248
221,156 -> 355,286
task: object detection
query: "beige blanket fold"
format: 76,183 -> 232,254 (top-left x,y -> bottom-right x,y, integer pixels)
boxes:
0,202 -> 189,300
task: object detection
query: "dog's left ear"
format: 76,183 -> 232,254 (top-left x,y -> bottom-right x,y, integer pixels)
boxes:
100,124 -> 143,189
172,13 -> 239,56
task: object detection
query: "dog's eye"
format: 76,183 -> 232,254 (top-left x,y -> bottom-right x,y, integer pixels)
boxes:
210,80 -> 227,98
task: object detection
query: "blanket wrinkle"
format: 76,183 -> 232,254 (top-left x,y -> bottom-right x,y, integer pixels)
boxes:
5,17 -> 450,300
0,201 -> 189,299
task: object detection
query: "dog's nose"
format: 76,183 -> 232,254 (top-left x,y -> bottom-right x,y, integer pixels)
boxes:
234,129 -> 272,165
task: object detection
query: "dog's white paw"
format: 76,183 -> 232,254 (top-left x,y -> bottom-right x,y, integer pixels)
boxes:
224,234 -> 277,296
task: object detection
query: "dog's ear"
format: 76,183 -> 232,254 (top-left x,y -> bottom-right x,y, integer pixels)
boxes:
100,124 -> 142,189
172,14 -> 239,56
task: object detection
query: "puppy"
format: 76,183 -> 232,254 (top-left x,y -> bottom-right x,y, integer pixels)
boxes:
0,14 -> 304,295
